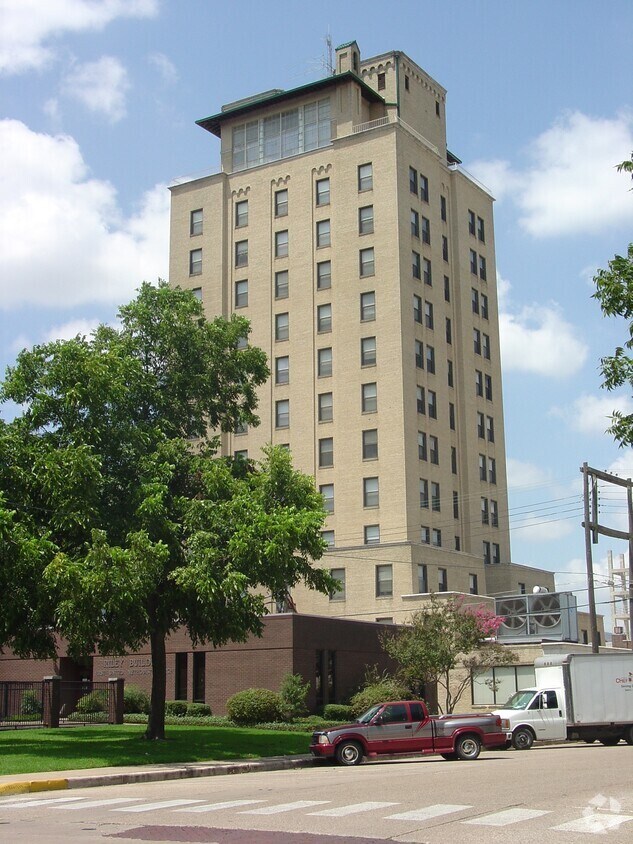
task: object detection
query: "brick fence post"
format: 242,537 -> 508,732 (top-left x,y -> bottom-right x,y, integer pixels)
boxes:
43,676 -> 61,728
108,678 -> 124,724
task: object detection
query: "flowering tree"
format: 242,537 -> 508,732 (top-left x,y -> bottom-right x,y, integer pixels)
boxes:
380,595 -> 515,713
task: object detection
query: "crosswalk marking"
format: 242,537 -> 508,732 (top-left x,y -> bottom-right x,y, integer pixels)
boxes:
387,804 -> 472,821
464,808 -> 551,826
553,813 -> 633,834
0,796 -> 85,809
175,799 -> 267,813
112,799 -> 205,813
309,801 -> 399,817
241,800 -> 330,815
52,798 -> 142,810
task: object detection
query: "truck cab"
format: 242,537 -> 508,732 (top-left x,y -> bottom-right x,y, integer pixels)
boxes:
494,687 -> 566,749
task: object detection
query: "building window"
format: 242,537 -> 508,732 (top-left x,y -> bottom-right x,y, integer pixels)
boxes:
320,483 -> 334,513
418,431 -> 427,461
423,258 -> 432,286
275,270 -> 289,299
491,543 -> 500,565
455,535 -> 461,551
319,437 -> 333,467
404,75 -> 410,91
429,435 -> 439,464
275,189 -> 288,217
438,567 -> 447,589
363,476 -> 379,508
411,209 -> 419,238
377,72 -> 386,90
421,525 -> 430,544
360,290 -> 376,322
444,275 -> 450,301
359,247 -> 375,277
468,210 -> 476,236
375,564 -> 392,595
475,370 -> 483,397
481,294 -> 489,319
316,178 -> 330,206
472,665 -> 537,706
469,574 -> 479,595
175,652 -> 188,700
440,195 -> 447,222
428,389 -> 437,419
329,567 -> 345,600
483,540 -> 491,565
235,240 -> 248,268
365,524 -> 380,545
359,205 -> 374,235
491,499 -> 498,527
416,385 -> 425,414
317,303 -> 332,333
235,279 -> 248,308
358,163 -> 373,192
412,250 -> 421,279
322,530 -> 335,548
275,399 -> 289,428
317,260 -> 331,290
481,497 -> 489,525
409,167 -> 418,195
488,457 -> 497,484
431,481 -> 441,511
485,374 -> 493,401
190,208 -> 203,236
483,334 -> 491,360
318,347 -> 332,377
234,449 -> 248,460
472,288 -> 479,314
479,255 -> 487,281
479,453 -> 486,481
275,229 -> 289,258
415,339 -> 424,369
451,446 -> 457,475
192,287 -> 202,301
519,582 -> 526,595
420,174 -> 429,202
362,428 -> 378,460
453,490 -> 459,519
442,235 -> 449,262
318,391 -> 333,422
474,328 -> 481,355
316,219 -> 331,247
417,564 -> 428,594
236,334 -> 247,350
419,478 -> 429,509
446,317 -> 452,344
362,382 -> 377,413
413,294 -> 422,324
426,344 -> 435,374
477,216 -> 485,242
275,356 -> 289,385
189,248 -> 202,276
470,249 -> 477,275
421,215 -> 430,244
477,412 -> 485,439
449,402 -> 456,431
425,300 -> 434,329
487,415 -> 495,442
361,336 -> 376,366
275,312 -> 289,341
235,200 -> 248,228
447,359 -> 453,387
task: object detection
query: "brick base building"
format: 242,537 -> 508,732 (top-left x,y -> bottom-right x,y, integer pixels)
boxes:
0,614 -> 396,715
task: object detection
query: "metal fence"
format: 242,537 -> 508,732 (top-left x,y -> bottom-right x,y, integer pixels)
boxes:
0,678 -> 124,729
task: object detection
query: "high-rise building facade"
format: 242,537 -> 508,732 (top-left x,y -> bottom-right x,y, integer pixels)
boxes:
169,41 -> 554,623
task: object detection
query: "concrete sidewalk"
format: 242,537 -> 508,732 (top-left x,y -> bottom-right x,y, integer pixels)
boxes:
0,754 -> 315,797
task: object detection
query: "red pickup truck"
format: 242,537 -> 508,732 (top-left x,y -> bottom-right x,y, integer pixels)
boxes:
310,700 -> 509,766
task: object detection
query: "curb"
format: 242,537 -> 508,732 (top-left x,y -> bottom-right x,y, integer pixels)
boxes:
0,756 -> 314,797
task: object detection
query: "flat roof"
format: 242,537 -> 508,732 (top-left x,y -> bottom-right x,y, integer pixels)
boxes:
196,71 -> 384,137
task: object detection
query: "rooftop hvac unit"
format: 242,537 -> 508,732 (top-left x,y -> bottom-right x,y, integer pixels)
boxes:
497,597 -> 528,637
496,592 -> 578,641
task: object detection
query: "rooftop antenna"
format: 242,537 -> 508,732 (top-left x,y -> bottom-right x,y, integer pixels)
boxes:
324,29 -> 334,76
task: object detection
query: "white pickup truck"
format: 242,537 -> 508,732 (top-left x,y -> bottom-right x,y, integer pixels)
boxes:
494,651 -> 633,750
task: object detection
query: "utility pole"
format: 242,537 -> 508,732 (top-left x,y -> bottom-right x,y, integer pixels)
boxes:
581,463 -> 633,652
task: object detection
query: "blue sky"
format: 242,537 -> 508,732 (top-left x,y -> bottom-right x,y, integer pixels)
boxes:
1,0 -> 632,628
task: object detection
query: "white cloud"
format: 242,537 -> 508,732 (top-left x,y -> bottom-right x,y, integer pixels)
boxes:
148,52 -> 178,85
499,303 -> 588,377
468,111 -> 633,237
0,120 -> 169,309
44,318 -> 101,343
506,459 -> 553,491
0,0 -> 158,75
62,56 -> 129,122
550,393 -> 633,436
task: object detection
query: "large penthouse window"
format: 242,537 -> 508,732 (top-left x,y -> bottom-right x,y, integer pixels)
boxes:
231,98 -> 331,171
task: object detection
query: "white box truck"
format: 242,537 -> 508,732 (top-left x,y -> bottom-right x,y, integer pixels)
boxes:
493,652 -> 633,750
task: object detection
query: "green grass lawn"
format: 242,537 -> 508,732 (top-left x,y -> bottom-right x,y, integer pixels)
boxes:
0,724 -> 313,777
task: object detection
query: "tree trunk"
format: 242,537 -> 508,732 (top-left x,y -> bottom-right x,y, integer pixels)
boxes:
145,628 -> 167,740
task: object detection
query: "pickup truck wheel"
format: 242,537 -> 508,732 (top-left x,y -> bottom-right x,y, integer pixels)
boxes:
335,740 -> 364,766
455,734 -> 481,761
624,726 -> 633,746
441,753 -> 458,761
512,727 -> 534,750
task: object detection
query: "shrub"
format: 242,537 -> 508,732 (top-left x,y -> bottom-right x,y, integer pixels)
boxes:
322,704 -> 353,721
123,685 -> 150,714
279,673 -> 309,721
187,702 -> 212,717
67,710 -> 108,723
226,688 -> 283,725
349,677 -> 411,717
165,700 -> 188,717
21,689 -> 42,716
75,689 -> 108,714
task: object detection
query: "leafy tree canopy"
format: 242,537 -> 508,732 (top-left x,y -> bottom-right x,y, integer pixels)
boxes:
0,282 -> 333,738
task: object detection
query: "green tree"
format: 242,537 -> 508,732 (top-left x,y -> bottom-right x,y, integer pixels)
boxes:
380,596 -> 515,713
592,155 -> 633,448
0,282 -> 333,739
